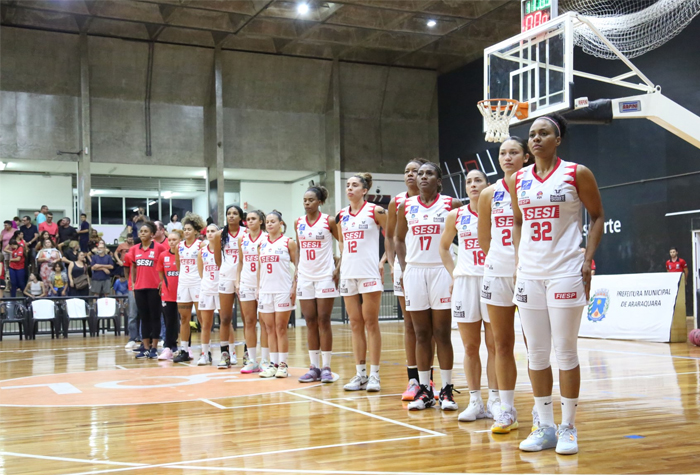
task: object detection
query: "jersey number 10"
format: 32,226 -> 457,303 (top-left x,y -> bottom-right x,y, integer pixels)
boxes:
305,249 -> 316,260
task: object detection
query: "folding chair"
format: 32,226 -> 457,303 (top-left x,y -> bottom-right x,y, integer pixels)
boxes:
95,297 -> 121,336
30,299 -> 60,339
64,298 -> 94,337
0,300 -> 28,341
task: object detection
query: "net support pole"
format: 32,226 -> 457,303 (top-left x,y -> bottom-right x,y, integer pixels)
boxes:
612,92 -> 700,149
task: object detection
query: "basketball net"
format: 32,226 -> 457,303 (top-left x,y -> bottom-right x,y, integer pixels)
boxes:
477,99 -> 528,143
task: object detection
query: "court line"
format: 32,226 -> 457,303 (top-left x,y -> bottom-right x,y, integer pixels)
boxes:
61,435 -> 436,475
577,346 -> 700,361
200,398 -> 227,409
0,451 -> 146,467
168,465 -> 474,475
115,365 -> 128,370
285,390 -> 445,437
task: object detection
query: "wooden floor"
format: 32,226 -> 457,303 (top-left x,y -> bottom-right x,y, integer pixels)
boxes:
1,321 -> 700,475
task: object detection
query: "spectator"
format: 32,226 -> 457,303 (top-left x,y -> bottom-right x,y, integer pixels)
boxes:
114,235 -> 133,277
12,216 -> 20,229
78,213 -> 90,252
0,258 -> 5,299
23,273 -> 46,300
36,205 -> 49,226
37,238 -> 62,286
10,231 -> 27,255
113,274 -> 129,296
666,247 -> 688,280
39,213 -> 59,242
68,251 -> 90,297
153,221 -> 167,245
122,246 -> 141,349
62,240 -> 80,265
57,217 -> 78,250
7,239 -> 26,297
48,262 -> 68,296
166,214 -> 183,233
131,208 -> 147,240
90,241 -> 114,297
20,216 -> 39,250
1,221 -> 13,266
36,231 -> 54,251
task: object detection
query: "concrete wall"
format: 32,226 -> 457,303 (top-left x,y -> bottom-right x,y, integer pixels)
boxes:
0,27 -> 438,180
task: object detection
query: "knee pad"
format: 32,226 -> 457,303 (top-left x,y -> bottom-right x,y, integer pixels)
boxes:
553,347 -> 579,371
527,347 -> 552,371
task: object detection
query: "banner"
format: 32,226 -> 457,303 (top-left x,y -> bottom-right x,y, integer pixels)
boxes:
579,272 -> 682,342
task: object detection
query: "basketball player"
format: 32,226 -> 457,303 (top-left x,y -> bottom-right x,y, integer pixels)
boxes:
157,230 -> 182,360
510,114 -> 604,454
396,163 -> 461,410
237,210 -> 269,373
338,173 -> 387,392
127,221 -> 167,359
296,186 -> 340,383
477,137 -> 532,433
196,223 -> 221,366
173,213 -> 205,363
258,211 -> 297,378
385,158 -> 431,401
213,205 -> 244,369
440,169 -> 499,421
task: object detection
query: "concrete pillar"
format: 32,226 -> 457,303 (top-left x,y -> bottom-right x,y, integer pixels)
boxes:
205,46 -> 225,226
324,59 -> 343,216
78,32 -> 91,221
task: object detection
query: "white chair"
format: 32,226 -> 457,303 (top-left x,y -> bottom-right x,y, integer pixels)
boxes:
95,298 -> 121,336
30,299 -> 59,339
65,298 -> 94,337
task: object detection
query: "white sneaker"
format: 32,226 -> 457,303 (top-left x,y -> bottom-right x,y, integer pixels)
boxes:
555,424 -> 578,455
157,340 -> 164,348
366,374 -> 381,392
458,399 -> 486,422
231,349 -> 238,366
486,397 -> 502,419
196,353 -> 209,366
124,341 -> 136,350
157,348 -> 173,361
519,425 -> 557,452
260,365 -> 277,378
261,359 -> 270,369
343,375 -> 368,391
217,351 -> 231,369
532,404 -> 541,432
275,362 -> 289,378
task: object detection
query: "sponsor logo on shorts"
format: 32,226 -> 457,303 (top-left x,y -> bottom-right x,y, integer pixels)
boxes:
440,297 -> 450,303
363,281 -> 377,288
515,293 -> 527,303
454,311 -> 465,318
555,292 -> 577,299
394,284 -> 402,292
481,291 -> 492,299
279,303 -> 290,307
297,290 -> 303,296
322,288 -> 335,293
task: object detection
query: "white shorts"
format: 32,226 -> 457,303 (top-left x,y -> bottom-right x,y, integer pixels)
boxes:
340,278 -> 382,297
480,276 -> 515,307
393,264 -> 404,297
238,284 -> 258,302
177,285 -> 200,303
403,265 -> 452,311
218,278 -> 237,295
198,293 -> 220,311
513,276 -> 587,309
452,276 -> 489,323
297,279 -> 339,300
258,293 -> 293,313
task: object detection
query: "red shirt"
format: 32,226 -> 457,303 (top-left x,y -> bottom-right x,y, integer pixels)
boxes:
9,247 -> 25,270
156,250 -> 179,302
591,260 -> 596,271
666,258 -> 687,272
127,241 -> 167,290
39,222 -> 58,239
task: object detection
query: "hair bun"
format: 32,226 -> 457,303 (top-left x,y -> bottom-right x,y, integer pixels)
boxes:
357,172 -> 373,190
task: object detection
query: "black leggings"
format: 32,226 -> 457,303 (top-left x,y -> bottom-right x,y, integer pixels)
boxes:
135,289 -> 162,342
162,301 -> 180,351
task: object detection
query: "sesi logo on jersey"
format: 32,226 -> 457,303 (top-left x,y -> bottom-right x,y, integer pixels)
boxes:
495,216 -> 514,228
463,238 -> 479,249
166,271 -> 178,277
412,225 -> 440,235
260,255 -> 280,263
301,241 -> 321,249
136,259 -> 154,266
343,231 -> 364,240
523,206 -> 560,220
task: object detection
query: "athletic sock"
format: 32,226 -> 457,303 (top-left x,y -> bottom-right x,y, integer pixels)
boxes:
407,365 -> 419,381
202,343 -> 210,355
499,389 -> 515,412
370,365 -> 380,379
248,347 -> 257,362
488,389 -> 499,403
441,369 -> 452,388
309,350 -> 320,368
418,370 -> 431,387
182,342 -> 189,351
280,352 -> 288,364
271,352 -> 279,366
322,351 -> 332,368
561,397 -> 579,427
469,390 -> 482,403
220,342 -> 229,354
356,364 -> 367,378
261,347 -> 270,362
535,396 -> 555,427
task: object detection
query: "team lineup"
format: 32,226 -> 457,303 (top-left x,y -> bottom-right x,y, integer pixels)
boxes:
124,114 -> 604,456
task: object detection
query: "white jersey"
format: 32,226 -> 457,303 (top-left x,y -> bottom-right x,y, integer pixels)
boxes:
392,192 -> 408,270
515,158 -> 584,279
219,227 -> 242,281
259,235 -> 293,294
454,205 -> 484,277
339,202 -> 381,279
178,239 -> 201,286
483,179 -> 515,278
240,230 -> 266,287
199,243 -> 220,295
404,194 -> 453,266
296,213 -> 335,281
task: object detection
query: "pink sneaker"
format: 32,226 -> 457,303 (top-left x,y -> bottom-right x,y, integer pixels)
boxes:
402,379 -> 420,401
241,362 -> 262,374
158,348 -> 173,361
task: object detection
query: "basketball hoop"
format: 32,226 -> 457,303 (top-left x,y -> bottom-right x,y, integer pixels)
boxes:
477,99 -> 528,143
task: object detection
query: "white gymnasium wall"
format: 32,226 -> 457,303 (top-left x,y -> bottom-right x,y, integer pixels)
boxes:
0,173 -> 73,221
193,194 -> 208,220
